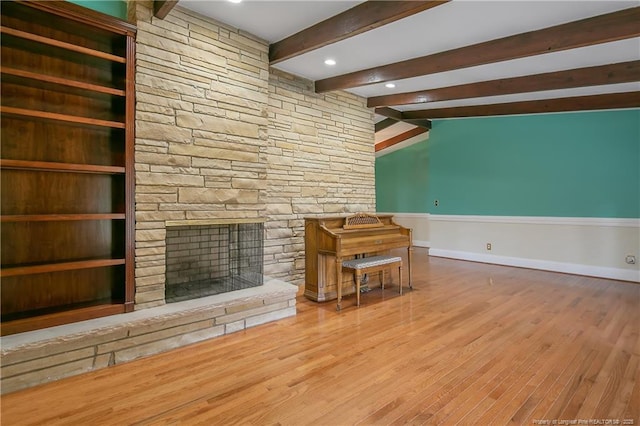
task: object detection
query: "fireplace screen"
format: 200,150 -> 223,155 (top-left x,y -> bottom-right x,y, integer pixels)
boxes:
165,222 -> 264,303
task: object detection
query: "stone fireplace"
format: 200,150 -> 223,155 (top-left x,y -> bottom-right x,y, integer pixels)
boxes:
165,221 -> 265,303
131,3 -> 376,311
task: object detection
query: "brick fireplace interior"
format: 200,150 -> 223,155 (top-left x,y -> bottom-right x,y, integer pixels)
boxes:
165,222 -> 264,303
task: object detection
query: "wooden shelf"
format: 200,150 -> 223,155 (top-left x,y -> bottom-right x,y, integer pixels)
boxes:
0,26 -> 126,63
0,159 -> 125,174
2,67 -> 125,97
1,258 -> 126,278
1,214 -> 126,222
0,106 -> 126,129
1,303 -> 126,336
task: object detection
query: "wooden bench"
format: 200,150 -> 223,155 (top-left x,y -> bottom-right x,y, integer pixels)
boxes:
340,255 -> 404,310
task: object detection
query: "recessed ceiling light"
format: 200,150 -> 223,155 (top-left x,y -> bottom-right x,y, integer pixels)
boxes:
385,83 -> 396,89
324,59 -> 336,66
228,0 -> 242,3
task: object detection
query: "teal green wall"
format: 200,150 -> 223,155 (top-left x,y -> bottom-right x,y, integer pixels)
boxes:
68,0 -> 127,19
376,139 -> 429,213
375,109 -> 640,218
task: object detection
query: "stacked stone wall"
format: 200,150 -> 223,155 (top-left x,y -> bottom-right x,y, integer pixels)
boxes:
264,70 -> 375,284
133,1 -> 375,305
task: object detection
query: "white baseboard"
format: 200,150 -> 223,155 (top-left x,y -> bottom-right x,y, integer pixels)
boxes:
429,248 -> 640,283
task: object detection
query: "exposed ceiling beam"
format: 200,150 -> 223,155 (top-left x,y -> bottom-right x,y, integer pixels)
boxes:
154,0 -> 179,19
375,107 -> 432,129
368,61 -> 640,107
375,127 -> 428,152
375,107 -> 403,121
396,92 -> 640,120
316,7 -> 640,93
374,118 -> 398,133
269,1 -> 448,65
405,119 -> 432,130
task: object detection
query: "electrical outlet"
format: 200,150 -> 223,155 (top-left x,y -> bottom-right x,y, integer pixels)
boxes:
626,255 -> 636,265
434,199 -> 439,207
486,243 -> 492,251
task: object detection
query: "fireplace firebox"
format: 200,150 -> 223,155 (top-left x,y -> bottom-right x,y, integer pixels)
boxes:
165,222 -> 264,303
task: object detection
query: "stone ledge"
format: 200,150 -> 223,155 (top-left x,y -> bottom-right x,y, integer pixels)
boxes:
0,278 -> 297,394
166,218 -> 267,226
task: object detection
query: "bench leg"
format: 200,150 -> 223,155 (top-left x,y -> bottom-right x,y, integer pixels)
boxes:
399,265 -> 403,295
380,270 -> 384,290
336,257 -> 343,311
408,247 -> 413,290
355,271 -> 362,307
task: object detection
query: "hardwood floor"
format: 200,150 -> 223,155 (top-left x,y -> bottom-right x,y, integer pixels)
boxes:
2,248 -> 639,425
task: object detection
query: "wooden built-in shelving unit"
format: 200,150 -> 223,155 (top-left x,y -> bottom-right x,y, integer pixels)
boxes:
0,0 -> 136,336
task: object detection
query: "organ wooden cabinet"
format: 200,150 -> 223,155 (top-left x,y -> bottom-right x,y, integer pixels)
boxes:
0,0 -> 136,335
304,214 -> 413,302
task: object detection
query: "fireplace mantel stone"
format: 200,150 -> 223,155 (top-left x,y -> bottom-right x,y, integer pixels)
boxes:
166,218 -> 267,227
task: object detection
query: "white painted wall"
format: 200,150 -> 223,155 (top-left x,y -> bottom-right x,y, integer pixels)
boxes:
383,213 -> 640,282
386,213 -> 430,248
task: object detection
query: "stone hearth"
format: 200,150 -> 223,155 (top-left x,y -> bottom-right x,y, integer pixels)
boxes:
0,278 -> 296,394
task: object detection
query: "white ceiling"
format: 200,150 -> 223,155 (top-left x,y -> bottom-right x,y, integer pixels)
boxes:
180,1 -> 365,42
275,1 -> 638,81
178,0 -> 640,150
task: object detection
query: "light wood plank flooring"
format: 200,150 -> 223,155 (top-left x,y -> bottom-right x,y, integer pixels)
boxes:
2,248 -> 639,425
